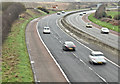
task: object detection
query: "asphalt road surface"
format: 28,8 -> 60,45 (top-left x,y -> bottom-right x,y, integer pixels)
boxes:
26,17 -> 67,82
65,10 -> 119,50
37,12 -> 118,83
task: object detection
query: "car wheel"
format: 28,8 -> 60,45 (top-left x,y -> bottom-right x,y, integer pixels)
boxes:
89,61 -> 92,64
103,63 -> 106,65
63,47 -> 66,51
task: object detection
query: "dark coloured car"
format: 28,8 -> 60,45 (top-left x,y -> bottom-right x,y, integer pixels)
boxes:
63,41 -> 76,51
79,14 -> 83,16
83,12 -> 86,14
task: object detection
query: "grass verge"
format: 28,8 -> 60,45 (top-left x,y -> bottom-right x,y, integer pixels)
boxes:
88,13 -> 119,32
107,11 -> 119,19
2,9 -> 56,82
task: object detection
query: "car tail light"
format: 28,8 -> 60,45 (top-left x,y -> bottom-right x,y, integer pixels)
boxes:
73,45 -> 76,47
65,46 -> 68,48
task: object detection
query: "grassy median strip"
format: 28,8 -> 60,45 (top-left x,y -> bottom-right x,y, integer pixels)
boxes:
2,9 -> 56,82
88,13 -> 119,32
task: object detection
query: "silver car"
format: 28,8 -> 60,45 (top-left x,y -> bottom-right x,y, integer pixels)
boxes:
89,51 -> 107,65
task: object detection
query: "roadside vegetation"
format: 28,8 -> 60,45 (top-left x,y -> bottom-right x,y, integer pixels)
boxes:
2,2 -> 56,82
107,11 -> 119,19
2,16 -> 34,82
88,4 -> 119,32
2,2 -> 26,42
88,13 -> 119,32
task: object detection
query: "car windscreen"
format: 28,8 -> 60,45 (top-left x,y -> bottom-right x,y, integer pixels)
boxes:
88,23 -> 91,25
44,28 -> 49,30
66,42 -> 75,47
94,54 -> 104,56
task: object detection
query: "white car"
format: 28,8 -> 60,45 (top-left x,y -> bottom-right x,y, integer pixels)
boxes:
89,51 -> 107,65
101,27 -> 109,34
43,27 -> 50,34
61,11 -> 65,14
86,23 -> 92,28
57,12 -> 61,15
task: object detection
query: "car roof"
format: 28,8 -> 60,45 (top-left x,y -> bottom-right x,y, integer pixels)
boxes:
44,27 -> 50,28
65,41 -> 74,44
87,23 -> 91,25
91,51 -> 103,55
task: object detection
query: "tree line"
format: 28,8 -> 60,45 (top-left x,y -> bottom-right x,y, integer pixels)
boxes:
2,2 -> 26,42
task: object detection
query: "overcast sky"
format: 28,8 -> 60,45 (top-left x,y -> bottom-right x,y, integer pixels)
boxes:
1,0 -> 119,2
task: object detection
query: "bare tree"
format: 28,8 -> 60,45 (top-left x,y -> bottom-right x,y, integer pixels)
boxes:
2,3 -> 26,42
94,4 -> 107,19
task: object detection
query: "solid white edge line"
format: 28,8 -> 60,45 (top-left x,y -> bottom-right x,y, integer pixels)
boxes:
36,21 -> 70,83
26,28 -> 39,83
105,58 -> 120,68
56,18 -> 93,51
56,19 -> 108,83
57,17 -> 120,69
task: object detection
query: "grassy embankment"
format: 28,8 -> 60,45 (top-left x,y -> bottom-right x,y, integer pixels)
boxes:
2,9 -> 55,82
107,11 -> 119,18
88,11 -> 119,32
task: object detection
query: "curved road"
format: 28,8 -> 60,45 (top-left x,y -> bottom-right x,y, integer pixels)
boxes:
65,10 -> 119,50
37,12 -> 118,82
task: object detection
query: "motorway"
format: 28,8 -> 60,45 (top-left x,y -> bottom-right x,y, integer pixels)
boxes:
37,11 -> 118,82
65,10 -> 119,50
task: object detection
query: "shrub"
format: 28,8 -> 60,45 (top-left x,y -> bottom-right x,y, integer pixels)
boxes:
107,15 -> 112,19
37,6 -> 49,14
102,12 -> 107,17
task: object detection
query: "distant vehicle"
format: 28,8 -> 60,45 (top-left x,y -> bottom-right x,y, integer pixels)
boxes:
57,12 -> 61,15
86,23 -> 92,28
83,12 -> 86,14
89,51 -> 107,65
61,11 -> 65,14
79,14 -> 83,16
101,27 -> 109,34
63,41 -> 76,51
43,27 -> 50,34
